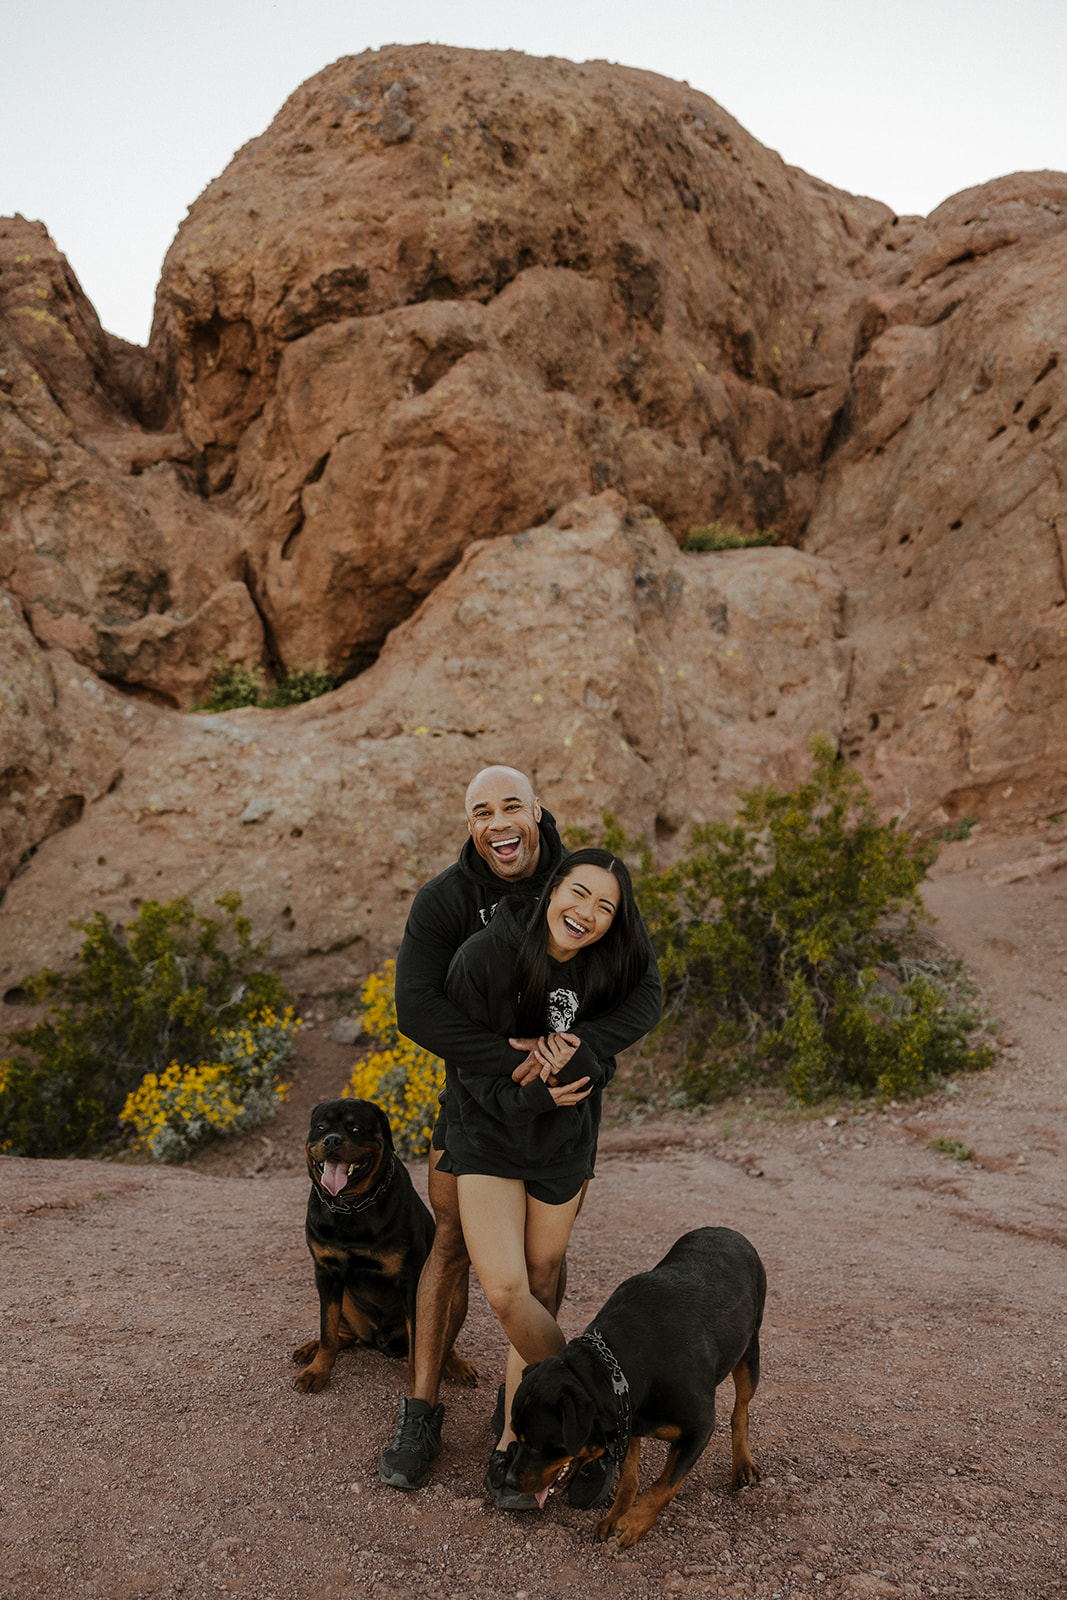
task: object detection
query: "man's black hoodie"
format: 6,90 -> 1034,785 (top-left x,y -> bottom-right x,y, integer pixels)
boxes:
395,808 -> 661,1087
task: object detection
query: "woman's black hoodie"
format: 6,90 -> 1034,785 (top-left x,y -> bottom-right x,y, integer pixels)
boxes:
394,808 -> 662,1089
439,898 -> 611,1182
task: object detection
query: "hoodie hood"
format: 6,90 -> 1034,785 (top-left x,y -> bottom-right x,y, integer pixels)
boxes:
479,894 -> 532,951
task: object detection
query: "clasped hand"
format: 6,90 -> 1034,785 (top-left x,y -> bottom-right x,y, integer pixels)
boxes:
509,1032 -> 591,1106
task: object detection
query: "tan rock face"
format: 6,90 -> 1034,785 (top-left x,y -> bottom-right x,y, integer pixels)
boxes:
0,495 -> 848,989
0,592 -> 146,895
806,171 -> 1067,823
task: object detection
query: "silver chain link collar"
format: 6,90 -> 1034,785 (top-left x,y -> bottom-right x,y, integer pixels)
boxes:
576,1324 -> 632,1466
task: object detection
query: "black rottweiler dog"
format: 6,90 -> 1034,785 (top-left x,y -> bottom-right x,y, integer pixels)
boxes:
506,1226 -> 765,1547
292,1098 -> 475,1393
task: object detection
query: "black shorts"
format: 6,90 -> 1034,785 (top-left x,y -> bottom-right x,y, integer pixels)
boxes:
435,1146 -> 588,1207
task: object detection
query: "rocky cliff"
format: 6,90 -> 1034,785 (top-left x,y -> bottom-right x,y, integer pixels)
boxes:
1,44 -> 1065,990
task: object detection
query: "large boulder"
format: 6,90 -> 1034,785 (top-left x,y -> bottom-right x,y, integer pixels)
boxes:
145,45 -> 890,675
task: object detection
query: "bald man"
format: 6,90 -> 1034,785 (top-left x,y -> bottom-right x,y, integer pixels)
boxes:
379,766 -> 661,1495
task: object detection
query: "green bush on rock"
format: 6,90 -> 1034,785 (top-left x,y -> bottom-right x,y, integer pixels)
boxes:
262,667 -> 336,707
683,523 -> 778,552
202,665 -> 264,712
197,663 -> 336,713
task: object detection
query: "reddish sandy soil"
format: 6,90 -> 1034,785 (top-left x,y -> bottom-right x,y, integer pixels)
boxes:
2,824 -> 1066,1600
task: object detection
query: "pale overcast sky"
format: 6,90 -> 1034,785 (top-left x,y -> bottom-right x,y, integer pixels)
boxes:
3,0 -> 1065,346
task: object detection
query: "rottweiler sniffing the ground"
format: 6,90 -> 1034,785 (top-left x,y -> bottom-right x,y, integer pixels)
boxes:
293,1098 -> 474,1393
505,1226 -> 765,1547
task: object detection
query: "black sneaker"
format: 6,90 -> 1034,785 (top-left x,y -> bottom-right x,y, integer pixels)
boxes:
566,1452 -> 617,1509
489,1381 -> 506,1438
379,1398 -> 444,1490
484,1444 -> 538,1511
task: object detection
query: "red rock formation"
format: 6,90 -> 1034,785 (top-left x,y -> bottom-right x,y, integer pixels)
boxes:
2,47 -> 1066,986
807,173 -> 1067,823
0,589 -> 144,893
146,47 -> 888,676
0,218 -> 267,712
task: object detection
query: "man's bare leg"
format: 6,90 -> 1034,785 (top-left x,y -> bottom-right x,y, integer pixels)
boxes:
412,1146 -> 475,1403
380,1144 -> 473,1489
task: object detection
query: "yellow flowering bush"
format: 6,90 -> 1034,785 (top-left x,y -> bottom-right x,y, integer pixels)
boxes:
121,1005 -> 297,1160
343,961 -> 443,1159
0,892 -> 290,1158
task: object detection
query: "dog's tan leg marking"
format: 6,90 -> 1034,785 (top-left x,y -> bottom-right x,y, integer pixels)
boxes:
339,1291 -> 374,1347
291,1337 -> 320,1365
443,1346 -> 479,1386
593,1436 -> 642,1542
611,1441 -> 686,1549
730,1355 -> 760,1488
294,1297 -> 342,1393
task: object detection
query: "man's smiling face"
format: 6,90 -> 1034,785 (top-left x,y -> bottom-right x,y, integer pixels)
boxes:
465,766 -> 542,881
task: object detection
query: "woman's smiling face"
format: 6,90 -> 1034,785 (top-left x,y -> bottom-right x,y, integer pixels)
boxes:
545,863 -> 620,962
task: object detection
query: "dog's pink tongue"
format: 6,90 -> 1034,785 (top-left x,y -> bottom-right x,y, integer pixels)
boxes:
534,1487 -> 552,1510
321,1161 -> 349,1197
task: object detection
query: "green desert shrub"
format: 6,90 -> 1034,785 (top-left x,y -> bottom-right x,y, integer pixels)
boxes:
609,736 -> 992,1104
929,1136 -> 973,1162
683,523 -> 778,552
261,666 -> 337,707
0,894 -> 290,1158
198,662 -> 336,712
203,664 -> 264,712
939,812 -> 978,841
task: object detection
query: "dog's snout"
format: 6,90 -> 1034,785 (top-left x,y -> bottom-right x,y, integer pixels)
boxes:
322,1132 -> 344,1153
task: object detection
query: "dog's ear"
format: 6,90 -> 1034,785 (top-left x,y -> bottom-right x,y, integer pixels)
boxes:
559,1386 -> 595,1457
375,1102 -> 395,1152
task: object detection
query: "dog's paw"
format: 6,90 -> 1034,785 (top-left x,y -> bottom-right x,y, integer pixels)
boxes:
445,1350 -> 479,1387
291,1338 -> 319,1365
611,1508 -> 655,1550
592,1514 -> 619,1543
731,1460 -> 761,1489
293,1366 -> 330,1393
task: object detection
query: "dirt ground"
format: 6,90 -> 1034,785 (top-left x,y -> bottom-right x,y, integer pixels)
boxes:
1,823 -> 1066,1600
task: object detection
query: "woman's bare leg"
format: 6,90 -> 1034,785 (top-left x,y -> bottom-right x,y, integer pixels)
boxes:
501,1342 -> 530,1449
457,1176 -> 583,1447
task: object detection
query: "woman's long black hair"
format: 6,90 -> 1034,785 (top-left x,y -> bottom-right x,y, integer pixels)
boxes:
513,848 -> 648,1036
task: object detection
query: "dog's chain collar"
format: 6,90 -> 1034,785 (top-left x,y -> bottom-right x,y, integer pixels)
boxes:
576,1324 -> 632,1467
316,1152 -> 396,1215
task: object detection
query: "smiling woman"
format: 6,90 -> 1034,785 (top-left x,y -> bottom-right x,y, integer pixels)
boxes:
437,846 -> 657,1509
546,863 -> 620,958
